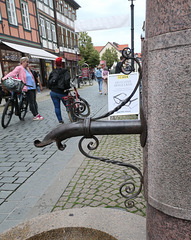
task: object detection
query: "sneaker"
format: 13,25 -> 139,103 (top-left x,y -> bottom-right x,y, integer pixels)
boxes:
33,114 -> 44,120
59,120 -> 64,124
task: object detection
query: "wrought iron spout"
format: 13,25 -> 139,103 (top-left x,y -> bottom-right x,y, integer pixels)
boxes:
34,109 -> 146,150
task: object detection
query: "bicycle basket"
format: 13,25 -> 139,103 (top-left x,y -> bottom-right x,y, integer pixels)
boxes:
2,77 -> 25,93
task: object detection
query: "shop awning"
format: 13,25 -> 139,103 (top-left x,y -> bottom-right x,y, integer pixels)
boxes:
2,41 -> 59,61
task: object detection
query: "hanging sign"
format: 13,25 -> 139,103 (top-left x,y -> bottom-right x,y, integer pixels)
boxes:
108,72 -> 139,116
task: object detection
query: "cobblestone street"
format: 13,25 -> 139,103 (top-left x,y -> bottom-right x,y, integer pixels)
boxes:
53,132 -> 146,217
0,82 -> 146,234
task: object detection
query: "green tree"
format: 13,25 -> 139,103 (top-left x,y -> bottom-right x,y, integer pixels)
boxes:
78,32 -> 100,68
101,48 -> 119,69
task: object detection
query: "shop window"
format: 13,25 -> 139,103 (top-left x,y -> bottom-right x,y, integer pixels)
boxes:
21,1 -> 31,30
52,24 -> 57,42
6,0 -> 18,26
46,21 -> 52,40
40,18 -> 46,38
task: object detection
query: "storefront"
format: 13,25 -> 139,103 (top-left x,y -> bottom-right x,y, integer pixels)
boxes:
0,41 -> 58,86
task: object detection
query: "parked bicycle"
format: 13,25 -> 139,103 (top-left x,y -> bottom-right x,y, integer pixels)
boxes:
62,78 -> 90,122
80,76 -> 93,86
1,77 -> 28,128
79,63 -> 93,86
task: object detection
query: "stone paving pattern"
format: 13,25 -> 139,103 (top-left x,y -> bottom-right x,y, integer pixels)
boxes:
0,81 -> 146,233
53,132 -> 146,217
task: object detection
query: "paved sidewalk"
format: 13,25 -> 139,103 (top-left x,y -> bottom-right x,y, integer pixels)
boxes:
0,82 -> 146,234
0,82 -> 108,233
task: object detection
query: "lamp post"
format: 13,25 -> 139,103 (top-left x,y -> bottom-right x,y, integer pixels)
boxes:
74,45 -> 80,88
129,0 -> 135,71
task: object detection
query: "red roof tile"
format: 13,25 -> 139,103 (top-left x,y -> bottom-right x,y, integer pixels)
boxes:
94,46 -> 104,53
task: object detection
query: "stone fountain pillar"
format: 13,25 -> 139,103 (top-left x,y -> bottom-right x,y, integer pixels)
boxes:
142,0 -> 191,239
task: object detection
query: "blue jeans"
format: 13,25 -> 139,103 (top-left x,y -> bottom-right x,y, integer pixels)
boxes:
97,78 -> 103,92
50,91 -> 68,122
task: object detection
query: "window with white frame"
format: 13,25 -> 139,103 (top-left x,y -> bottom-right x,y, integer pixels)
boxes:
44,0 -> 48,5
64,3 -> 68,17
68,6 -> 72,19
46,21 -> 52,40
52,24 -> 56,42
72,9 -> 76,21
67,30 -> 71,48
21,1 -> 31,30
6,0 -> 17,25
74,33 -> 78,47
49,0 -> 53,9
63,28 -> 67,47
60,0 -> 64,13
40,18 -> 46,38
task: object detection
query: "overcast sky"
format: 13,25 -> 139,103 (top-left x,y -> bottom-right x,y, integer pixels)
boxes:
75,0 -> 146,53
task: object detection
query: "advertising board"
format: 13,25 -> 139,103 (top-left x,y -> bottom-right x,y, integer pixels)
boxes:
108,72 -> 139,116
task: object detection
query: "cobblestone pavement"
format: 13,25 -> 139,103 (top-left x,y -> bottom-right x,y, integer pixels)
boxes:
53,129 -> 146,217
0,81 -> 146,233
0,82 -> 109,233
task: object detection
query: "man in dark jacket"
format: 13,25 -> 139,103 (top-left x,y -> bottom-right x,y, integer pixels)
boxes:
115,56 -> 124,74
48,57 -> 71,124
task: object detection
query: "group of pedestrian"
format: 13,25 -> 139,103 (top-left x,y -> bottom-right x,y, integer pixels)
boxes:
95,66 -> 109,95
94,56 -> 124,95
1,55 -> 124,125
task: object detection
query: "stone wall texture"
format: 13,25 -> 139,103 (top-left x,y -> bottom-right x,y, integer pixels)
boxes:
143,0 -> 191,238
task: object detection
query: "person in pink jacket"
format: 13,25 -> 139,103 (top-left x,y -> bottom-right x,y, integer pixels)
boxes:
102,66 -> 109,95
2,57 -> 44,120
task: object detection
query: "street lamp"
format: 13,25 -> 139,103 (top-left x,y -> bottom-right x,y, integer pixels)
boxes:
128,0 -> 135,71
74,45 -> 80,88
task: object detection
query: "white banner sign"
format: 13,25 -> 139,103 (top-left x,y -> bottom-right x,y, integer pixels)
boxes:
108,73 -> 139,116
74,15 -> 129,32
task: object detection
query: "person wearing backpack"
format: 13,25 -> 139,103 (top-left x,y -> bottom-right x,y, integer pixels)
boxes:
48,57 -> 71,124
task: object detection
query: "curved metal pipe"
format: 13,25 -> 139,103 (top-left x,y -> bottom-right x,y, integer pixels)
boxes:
34,119 -> 144,150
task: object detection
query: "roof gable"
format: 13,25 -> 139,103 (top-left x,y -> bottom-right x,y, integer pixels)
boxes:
94,46 -> 104,53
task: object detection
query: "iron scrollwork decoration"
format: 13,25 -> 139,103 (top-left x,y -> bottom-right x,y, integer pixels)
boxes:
34,48 -> 146,209
77,49 -> 144,208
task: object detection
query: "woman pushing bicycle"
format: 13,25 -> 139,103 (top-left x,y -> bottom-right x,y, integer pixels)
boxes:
2,57 -> 44,121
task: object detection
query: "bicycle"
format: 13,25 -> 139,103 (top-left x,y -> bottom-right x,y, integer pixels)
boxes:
1,77 -> 28,128
62,78 -> 90,122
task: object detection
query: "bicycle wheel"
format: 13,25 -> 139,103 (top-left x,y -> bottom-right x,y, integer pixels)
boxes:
67,110 -> 78,122
1,99 -> 14,128
19,95 -> 28,120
